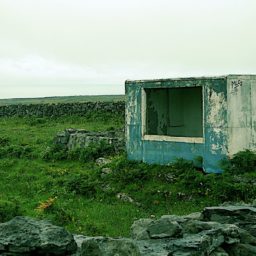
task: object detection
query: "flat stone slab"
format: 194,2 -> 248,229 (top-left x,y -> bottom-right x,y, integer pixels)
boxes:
201,206 -> 256,237
0,216 -> 77,255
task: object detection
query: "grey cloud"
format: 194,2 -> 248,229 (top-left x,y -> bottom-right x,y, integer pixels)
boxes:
0,0 -> 256,98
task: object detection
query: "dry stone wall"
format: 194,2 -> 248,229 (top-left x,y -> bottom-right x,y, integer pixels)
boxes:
2,205 -> 256,255
55,128 -> 125,152
0,102 -> 125,117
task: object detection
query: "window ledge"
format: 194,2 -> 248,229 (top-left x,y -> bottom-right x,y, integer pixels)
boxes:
142,135 -> 204,144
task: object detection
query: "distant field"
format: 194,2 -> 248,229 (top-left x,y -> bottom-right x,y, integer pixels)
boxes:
0,95 -> 125,106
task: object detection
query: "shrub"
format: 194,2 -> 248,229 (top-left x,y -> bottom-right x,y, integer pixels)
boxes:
75,141 -> 116,162
110,163 -> 149,186
41,145 -> 68,161
229,150 -> 256,174
0,200 -> 21,222
212,171 -> 256,202
49,206 -> 74,226
25,117 -> 47,126
65,174 -> 100,197
0,137 -> 10,147
43,141 -> 116,162
0,144 -> 34,159
36,198 -> 75,226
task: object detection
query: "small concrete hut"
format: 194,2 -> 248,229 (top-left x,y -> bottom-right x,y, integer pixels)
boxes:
125,75 -> 256,173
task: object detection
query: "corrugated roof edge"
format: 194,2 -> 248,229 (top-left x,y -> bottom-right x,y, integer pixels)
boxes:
125,74 -> 256,84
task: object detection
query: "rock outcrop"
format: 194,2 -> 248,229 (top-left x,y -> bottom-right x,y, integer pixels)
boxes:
54,129 -> 124,152
0,216 -> 77,255
129,205 -> 256,255
75,236 -> 141,256
201,205 -> 256,237
2,205 -> 256,255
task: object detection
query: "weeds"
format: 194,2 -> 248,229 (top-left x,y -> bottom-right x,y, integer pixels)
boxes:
0,136 -> 10,147
43,141 -> 116,163
0,144 -> 34,159
0,199 -> 21,222
228,149 -> 256,174
25,117 -> 47,126
65,173 -> 100,197
42,145 -> 68,161
1,114 -> 256,237
69,141 -> 116,162
36,197 -> 57,212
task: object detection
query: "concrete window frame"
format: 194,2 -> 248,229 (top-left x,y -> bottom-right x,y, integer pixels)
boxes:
141,87 -> 205,144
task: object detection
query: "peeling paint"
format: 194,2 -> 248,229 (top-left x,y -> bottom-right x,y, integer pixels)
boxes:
209,128 -> 227,155
125,75 -> 256,173
206,90 -> 227,127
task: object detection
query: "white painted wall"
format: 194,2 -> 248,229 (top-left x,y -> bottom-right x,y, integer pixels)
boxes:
227,75 -> 256,155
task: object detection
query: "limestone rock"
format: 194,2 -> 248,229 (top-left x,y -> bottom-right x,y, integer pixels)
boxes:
201,206 -> 256,236
209,247 -> 229,256
0,216 -> 77,255
160,215 -> 187,223
181,220 -> 221,234
225,243 -> 256,256
3,205 -> 256,255
135,239 -> 171,256
116,193 -> 134,203
131,216 -> 182,241
79,236 -> 141,256
55,129 -> 124,153
131,219 -> 153,240
101,168 -> 112,178
183,212 -> 202,220
96,157 -> 111,166
147,218 -> 182,239
167,229 -> 225,256
131,208 -> 256,255
201,206 -> 256,223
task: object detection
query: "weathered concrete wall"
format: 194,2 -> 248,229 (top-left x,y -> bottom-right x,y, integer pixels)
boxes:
0,101 -> 125,117
227,75 -> 256,155
126,75 -> 256,172
126,76 -> 230,173
204,78 -> 228,172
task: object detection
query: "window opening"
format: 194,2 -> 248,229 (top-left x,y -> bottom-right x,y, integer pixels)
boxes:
145,87 -> 203,138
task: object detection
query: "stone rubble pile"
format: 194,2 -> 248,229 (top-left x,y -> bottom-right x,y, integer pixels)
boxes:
54,128 -> 125,153
130,206 -> 256,256
1,205 -> 256,255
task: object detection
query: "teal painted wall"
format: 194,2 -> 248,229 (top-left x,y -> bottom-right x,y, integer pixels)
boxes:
126,75 -> 256,173
125,77 -> 228,173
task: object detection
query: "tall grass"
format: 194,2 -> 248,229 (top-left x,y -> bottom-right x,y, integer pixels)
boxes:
0,113 -> 256,237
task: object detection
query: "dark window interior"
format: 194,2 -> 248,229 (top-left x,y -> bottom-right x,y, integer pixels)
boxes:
145,87 -> 203,137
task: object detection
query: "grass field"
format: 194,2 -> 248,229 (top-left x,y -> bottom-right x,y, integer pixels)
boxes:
0,112 -> 256,237
0,94 -> 125,106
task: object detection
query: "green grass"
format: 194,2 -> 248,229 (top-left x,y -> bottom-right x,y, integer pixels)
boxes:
0,114 -> 130,236
0,113 -> 256,237
0,95 -> 125,106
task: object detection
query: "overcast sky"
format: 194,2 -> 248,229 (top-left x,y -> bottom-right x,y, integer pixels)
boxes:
0,0 -> 256,98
